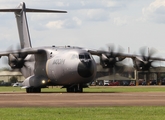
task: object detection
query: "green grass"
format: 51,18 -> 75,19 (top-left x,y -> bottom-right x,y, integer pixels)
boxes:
0,86 -> 165,93
84,86 -> 165,92
0,107 -> 165,120
0,86 -> 165,120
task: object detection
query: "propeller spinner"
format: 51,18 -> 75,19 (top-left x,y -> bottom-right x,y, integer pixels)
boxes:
133,47 -> 157,71
99,44 -> 126,73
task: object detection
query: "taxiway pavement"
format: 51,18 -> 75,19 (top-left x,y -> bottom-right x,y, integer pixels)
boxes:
0,92 -> 165,107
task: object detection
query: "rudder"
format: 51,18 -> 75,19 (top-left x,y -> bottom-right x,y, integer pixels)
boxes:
0,2 -> 67,49
15,2 -> 32,48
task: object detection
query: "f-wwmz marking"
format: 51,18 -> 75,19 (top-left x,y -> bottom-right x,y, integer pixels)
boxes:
53,59 -> 65,65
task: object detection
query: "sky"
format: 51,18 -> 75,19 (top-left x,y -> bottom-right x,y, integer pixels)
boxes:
0,0 -> 165,67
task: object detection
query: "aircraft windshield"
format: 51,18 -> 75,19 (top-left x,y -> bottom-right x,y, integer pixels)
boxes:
79,54 -> 91,60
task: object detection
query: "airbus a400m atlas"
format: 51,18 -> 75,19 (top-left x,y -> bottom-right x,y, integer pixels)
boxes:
0,2 -> 165,93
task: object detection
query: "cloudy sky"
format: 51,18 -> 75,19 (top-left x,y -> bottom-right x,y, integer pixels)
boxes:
0,0 -> 165,67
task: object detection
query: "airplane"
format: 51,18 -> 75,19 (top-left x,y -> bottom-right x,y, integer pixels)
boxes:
0,2 -> 165,93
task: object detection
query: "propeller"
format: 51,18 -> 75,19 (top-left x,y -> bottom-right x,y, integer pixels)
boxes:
133,47 -> 157,71
8,53 -> 27,69
99,44 -> 126,73
6,45 -> 29,69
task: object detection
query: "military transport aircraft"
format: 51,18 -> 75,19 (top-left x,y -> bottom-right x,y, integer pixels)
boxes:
0,2 -> 165,93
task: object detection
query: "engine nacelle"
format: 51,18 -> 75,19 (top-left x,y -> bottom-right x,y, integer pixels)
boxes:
8,54 -> 17,68
100,54 -> 125,68
100,54 -> 109,68
8,54 -> 25,69
132,57 -> 152,71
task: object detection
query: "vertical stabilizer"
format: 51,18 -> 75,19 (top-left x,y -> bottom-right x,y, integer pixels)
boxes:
0,2 -> 67,49
15,2 -> 32,48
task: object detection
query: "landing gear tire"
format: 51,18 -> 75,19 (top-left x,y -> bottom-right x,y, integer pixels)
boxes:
26,87 -> 41,93
66,84 -> 83,93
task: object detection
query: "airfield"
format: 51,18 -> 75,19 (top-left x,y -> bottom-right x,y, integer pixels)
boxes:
0,87 -> 165,107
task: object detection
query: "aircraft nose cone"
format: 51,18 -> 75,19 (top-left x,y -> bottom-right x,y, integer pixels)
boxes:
78,60 -> 94,78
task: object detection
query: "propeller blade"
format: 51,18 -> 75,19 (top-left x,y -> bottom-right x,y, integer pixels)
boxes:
134,46 -> 158,71
6,45 -> 30,69
99,44 -> 126,73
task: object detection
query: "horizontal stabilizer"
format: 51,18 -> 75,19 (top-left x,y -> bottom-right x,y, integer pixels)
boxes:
0,8 -> 67,13
0,2 -> 67,13
0,2 -> 67,49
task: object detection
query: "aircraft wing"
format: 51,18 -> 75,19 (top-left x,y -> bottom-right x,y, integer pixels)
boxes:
88,49 -> 132,58
88,49 -> 165,61
88,48 -> 165,71
0,48 -> 43,57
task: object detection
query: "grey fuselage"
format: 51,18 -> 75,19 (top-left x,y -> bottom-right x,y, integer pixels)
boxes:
22,46 -> 97,86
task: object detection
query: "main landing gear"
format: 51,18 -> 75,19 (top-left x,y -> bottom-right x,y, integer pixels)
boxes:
26,87 -> 41,93
66,84 -> 83,93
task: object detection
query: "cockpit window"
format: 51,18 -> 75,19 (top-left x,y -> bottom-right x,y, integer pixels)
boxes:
79,54 -> 91,60
79,55 -> 84,59
85,54 -> 90,59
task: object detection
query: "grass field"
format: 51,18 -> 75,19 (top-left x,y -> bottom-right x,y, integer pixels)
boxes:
1,85 -> 165,93
0,86 -> 165,120
0,107 -> 165,120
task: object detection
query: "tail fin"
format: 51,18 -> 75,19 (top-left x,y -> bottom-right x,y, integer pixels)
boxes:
0,2 -> 67,48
